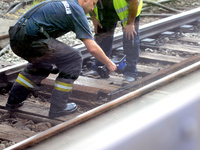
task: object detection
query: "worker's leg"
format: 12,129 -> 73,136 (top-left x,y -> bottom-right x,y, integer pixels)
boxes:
86,28 -> 115,79
93,29 -> 115,69
6,62 -> 52,110
122,16 -> 140,85
6,37 -> 57,110
6,37 -> 82,117
46,39 -> 83,118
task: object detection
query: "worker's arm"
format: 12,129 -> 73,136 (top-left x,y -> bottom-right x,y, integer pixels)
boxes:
82,38 -> 117,72
124,0 -> 139,40
89,11 -> 102,34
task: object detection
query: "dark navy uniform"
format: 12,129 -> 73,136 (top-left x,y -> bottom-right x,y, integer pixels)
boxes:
6,0 -> 93,118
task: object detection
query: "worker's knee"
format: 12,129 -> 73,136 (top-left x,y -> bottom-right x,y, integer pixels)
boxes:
24,63 -> 52,77
57,50 -> 82,80
58,72 -> 79,80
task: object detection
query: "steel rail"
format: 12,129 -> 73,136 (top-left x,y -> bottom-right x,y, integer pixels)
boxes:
139,7 -> 200,39
0,34 -> 9,40
0,109 -> 62,126
5,60 -> 200,150
108,7 -> 200,51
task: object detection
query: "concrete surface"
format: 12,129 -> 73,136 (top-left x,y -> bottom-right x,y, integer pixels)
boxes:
0,18 -> 17,48
0,18 -> 17,35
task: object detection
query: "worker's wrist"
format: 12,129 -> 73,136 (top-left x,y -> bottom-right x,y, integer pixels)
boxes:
127,21 -> 135,25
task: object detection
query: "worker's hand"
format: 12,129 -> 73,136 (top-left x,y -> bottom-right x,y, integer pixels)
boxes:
106,61 -> 117,72
83,39 -> 116,72
124,23 -> 137,40
92,18 -> 102,34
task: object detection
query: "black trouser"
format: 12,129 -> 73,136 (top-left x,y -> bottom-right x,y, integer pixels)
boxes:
8,26 -> 82,111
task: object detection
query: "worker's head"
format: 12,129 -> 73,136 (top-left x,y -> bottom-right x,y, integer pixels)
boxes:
80,0 -> 97,14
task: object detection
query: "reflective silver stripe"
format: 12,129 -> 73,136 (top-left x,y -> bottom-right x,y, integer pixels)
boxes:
55,83 -> 73,90
54,81 -> 73,92
121,17 -> 128,24
115,5 -> 128,14
17,76 -> 34,88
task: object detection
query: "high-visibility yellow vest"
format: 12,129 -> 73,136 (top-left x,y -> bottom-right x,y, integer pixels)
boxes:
94,0 -> 143,27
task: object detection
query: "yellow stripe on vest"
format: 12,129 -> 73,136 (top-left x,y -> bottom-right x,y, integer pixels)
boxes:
54,81 -> 73,92
16,74 -> 35,89
113,0 -> 143,26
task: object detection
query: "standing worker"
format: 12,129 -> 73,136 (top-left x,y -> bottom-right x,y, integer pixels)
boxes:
5,0 -> 117,118
87,0 -> 143,86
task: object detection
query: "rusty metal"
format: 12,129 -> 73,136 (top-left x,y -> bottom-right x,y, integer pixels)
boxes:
0,34 -> 9,40
0,62 -> 27,87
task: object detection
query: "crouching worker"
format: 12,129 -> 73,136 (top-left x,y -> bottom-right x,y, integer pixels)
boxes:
6,0 -> 117,118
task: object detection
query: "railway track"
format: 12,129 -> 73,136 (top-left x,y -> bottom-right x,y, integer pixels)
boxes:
11,60 -> 200,150
0,7 -> 200,149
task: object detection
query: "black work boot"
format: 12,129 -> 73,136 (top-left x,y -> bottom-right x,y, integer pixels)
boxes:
5,83 -> 31,111
49,102 -> 78,118
48,77 -> 78,118
6,102 -> 24,111
5,95 -> 24,111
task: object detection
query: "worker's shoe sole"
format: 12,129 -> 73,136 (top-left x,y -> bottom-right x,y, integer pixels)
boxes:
5,102 -> 24,111
122,76 -> 136,86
